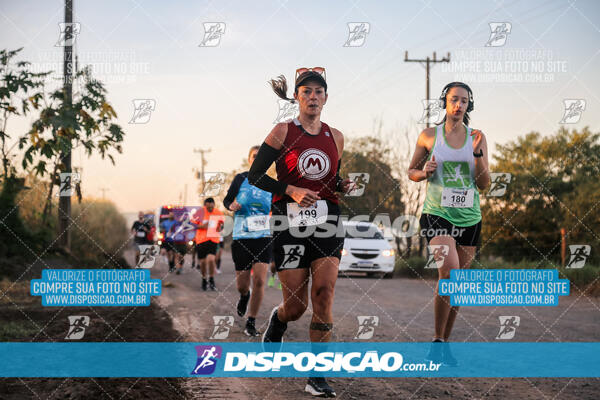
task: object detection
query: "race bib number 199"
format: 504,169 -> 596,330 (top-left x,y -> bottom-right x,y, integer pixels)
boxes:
287,200 -> 328,227
441,188 -> 474,208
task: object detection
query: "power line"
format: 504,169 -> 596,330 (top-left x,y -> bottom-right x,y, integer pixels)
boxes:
404,51 -> 451,128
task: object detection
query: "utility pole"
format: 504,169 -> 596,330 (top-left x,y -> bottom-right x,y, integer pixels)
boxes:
404,51 -> 450,128
99,187 -> 109,199
405,51 -> 450,257
58,0 -> 74,251
193,148 -> 211,198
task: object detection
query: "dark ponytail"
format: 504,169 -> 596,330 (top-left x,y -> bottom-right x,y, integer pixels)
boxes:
269,75 -> 295,103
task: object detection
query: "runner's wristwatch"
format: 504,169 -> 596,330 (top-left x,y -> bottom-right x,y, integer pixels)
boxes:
473,149 -> 483,158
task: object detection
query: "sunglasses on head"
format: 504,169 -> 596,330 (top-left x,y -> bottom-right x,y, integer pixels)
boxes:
295,67 -> 326,81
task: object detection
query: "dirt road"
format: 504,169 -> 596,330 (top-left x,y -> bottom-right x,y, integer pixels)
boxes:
131,250 -> 600,399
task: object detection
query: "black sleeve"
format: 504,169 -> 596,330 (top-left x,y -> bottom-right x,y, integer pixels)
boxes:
335,159 -> 344,192
248,142 -> 288,195
223,172 -> 246,211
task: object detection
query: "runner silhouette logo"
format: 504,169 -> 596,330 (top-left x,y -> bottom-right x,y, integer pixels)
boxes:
346,173 -> 370,197
354,316 -> 379,339
281,245 -> 305,269
485,22 -> 512,47
192,345 -> 222,375
425,245 -> 449,269
496,316 -> 520,340
488,173 -> 512,197
209,316 -> 234,340
566,245 -> 591,269
442,162 -> 471,188
298,149 -> 330,180
559,99 -> 586,124
137,245 -> 160,268
65,316 -> 89,340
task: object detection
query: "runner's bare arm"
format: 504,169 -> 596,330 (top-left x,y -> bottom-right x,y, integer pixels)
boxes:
331,127 -> 353,193
471,129 -> 490,190
408,128 -> 436,182
264,122 -> 288,150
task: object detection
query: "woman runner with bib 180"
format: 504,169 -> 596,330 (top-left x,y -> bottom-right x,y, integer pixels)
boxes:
248,67 -> 353,398
408,82 -> 490,365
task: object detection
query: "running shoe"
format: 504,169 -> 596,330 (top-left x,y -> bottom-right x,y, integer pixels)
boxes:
267,275 -> 275,288
175,268 -> 181,275
262,306 -> 287,343
201,278 -> 208,291
425,339 -> 443,364
209,277 -> 216,291
237,291 -> 251,317
442,342 -> 458,367
305,377 -> 336,397
244,318 -> 260,337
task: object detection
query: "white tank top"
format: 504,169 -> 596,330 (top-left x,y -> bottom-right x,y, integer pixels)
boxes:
422,123 -> 481,227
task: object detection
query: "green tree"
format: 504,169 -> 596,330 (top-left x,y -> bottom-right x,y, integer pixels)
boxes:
339,135 -> 405,222
481,127 -> 600,265
19,65 -> 124,222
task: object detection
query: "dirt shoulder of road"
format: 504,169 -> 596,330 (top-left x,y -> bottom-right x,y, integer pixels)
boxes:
0,256 -> 185,400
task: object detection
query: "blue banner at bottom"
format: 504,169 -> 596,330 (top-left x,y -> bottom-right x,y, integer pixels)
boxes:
1,342 -> 599,378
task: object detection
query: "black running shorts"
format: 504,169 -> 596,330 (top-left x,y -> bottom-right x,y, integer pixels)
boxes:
271,199 -> 345,271
231,237 -> 273,271
195,241 -> 218,259
419,213 -> 481,247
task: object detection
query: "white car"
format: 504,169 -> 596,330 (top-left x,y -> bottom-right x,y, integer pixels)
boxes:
338,221 -> 395,278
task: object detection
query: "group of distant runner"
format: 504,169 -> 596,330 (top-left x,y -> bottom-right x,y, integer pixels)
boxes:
130,67 -> 490,397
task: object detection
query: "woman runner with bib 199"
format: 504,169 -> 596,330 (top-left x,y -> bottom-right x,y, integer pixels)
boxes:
248,67 -> 353,398
408,82 -> 490,365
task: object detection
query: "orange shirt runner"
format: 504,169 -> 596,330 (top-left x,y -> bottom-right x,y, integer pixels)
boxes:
193,206 -> 224,244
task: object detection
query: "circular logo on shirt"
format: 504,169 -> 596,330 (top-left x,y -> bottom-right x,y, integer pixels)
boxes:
297,148 -> 331,180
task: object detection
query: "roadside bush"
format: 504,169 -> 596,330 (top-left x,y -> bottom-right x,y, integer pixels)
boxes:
70,199 -> 129,266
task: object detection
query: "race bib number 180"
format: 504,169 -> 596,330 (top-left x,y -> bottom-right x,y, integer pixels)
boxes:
287,200 -> 328,227
441,188 -> 474,208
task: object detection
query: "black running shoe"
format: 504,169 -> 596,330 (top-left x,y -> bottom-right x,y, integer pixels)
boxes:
175,268 -> 181,275
244,319 -> 260,337
201,278 -> 208,291
262,306 -> 287,343
305,377 -> 336,397
237,291 -> 251,317
442,342 -> 458,367
209,277 -> 216,291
